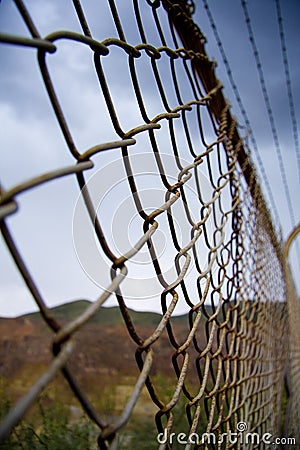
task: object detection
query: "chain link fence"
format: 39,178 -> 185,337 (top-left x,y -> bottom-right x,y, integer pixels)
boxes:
0,0 -> 299,448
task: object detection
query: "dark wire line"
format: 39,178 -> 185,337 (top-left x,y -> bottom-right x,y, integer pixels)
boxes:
275,0 -> 300,273
201,0 -> 281,233
275,0 -> 300,183
241,0 -> 296,232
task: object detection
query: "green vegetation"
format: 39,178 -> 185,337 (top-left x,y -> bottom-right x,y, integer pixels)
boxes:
0,374 -> 198,450
0,390 -> 97,450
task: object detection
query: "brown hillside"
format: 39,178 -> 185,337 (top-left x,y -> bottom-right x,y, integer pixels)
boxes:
0,302 -> 206,416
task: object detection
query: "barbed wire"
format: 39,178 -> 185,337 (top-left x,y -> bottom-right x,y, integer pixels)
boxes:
0,0 -> 299,448
201,0 -> 281,235
240,0 -> 297,231
275,0 -> 300,183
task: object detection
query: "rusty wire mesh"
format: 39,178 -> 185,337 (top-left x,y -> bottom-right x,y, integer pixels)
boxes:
0,0 -> 299,448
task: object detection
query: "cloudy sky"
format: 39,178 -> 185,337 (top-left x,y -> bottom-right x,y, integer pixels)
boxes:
0,0 -> 299,317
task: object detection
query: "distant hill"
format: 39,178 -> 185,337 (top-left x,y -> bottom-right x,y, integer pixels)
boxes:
21,300 -> 191,326
0,301 -> 203,407
1,299 -> 282,433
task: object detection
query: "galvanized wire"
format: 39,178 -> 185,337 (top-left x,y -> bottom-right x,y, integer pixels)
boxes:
0,0 -> 299,449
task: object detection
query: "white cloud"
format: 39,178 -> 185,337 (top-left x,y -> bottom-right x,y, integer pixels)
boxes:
0,284 -> 38,318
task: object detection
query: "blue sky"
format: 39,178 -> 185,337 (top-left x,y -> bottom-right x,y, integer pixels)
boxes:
0,0 -> 299,317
